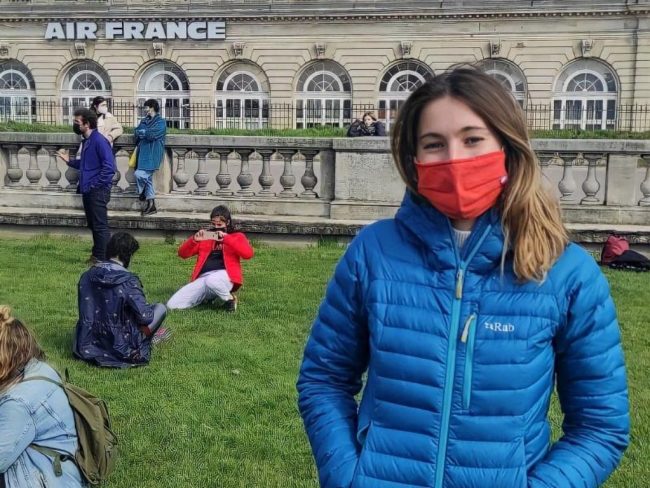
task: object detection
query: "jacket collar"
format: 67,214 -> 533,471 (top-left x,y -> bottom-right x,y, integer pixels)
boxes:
395,191 -> 505,274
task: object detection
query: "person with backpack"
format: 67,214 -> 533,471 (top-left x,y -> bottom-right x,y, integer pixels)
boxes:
0,305 -> 83,488
73,232 -> 170,368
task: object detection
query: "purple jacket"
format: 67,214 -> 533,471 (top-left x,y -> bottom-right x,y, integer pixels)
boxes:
68,129 -> 115,193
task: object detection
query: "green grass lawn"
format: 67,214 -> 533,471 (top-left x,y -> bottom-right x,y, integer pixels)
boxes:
0,235 -> 647,487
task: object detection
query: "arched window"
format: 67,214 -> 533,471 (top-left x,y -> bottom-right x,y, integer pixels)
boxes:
478,59 -> 527,107
552,59 -> 618,130
295,61 -> 351,128
378,60 -> 434,129
61,61 -> 112,123
137,61 -> 190,129
216,64 -> 270,129
0,59 -> 36,123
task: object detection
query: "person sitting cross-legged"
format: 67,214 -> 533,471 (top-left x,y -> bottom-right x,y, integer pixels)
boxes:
73,232 -> 170,368
167,205 -> 254,312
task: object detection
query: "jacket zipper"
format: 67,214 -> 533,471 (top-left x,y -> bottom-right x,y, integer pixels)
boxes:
461,313 -> 477,410
434,223 -> 492,488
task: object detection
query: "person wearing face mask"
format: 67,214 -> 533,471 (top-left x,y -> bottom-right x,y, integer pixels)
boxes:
73,232 -> 170,368
297,66 -> 629,488
57,108 -> 116,264
167,205 -> 254,312
347,111 -> 386,137
133,99 -> 167,216
90,96 -> 123,146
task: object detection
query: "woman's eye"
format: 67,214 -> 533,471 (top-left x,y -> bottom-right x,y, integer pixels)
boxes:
465,137 -> 484,145
423,142 -> 444,150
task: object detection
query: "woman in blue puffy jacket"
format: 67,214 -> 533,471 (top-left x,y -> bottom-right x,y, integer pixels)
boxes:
297,66 -> 630,488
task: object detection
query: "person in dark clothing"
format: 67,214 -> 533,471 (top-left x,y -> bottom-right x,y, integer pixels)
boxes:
73,232 -> 170,368
58,108 -> 116,264
134,99 -> 167,216
347,111 -> 386,137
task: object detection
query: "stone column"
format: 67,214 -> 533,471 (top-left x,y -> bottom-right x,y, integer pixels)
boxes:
580,153 -> 601,205
64,146 -> 79,192
172,148 -> 190,194
300,149 -> 318,198
215,149 -> 233,196
257,149 -> 275,196
236,149 -> 255,197
25,145 -> 42,189
193,148 -> 211,196
278,149 -> 297,198
44,146 -> 63,191
5,145 -> 23,188
124,147 -> 138,194
558,153 -> 578,203
639,155 -> 650,206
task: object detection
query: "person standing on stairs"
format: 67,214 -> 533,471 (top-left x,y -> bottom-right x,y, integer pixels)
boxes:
134,99 -> 166,216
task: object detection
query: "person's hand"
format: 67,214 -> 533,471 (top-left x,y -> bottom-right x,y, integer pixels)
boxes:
216,230 -> 226,241
194,229 -> 206,241
57,149 -> 70,163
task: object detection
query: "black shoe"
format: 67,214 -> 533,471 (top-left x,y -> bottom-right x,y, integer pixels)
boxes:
138,190 -> 146,202
224,297 -> 237,313
143,200 -> 157,216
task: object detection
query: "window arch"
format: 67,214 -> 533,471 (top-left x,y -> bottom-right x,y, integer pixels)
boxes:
552,59 -> 618,130
0,59 -> 36,123
378,60 -> 434,129
61,61 -> 112,123
216,63 -> 270,129
478,59 -> 527,107
137,61 -> 190,129
295,61 -> 351,128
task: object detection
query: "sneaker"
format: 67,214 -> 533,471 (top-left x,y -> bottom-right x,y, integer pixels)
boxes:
224,297 -> 237,313
151,327 -> 172,345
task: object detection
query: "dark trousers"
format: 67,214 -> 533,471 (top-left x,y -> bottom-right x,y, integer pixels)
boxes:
82,187 -> 111,260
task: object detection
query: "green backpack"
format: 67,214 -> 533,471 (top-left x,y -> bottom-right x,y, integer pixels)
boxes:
23,370 -> 118,485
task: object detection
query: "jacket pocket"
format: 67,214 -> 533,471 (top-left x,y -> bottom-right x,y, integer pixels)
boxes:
460,313 -> 477,410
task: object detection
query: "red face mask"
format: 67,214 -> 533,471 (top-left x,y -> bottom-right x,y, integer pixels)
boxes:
415,150 -> 508,220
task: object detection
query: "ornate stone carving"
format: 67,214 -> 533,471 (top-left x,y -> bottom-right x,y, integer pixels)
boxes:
236,149 -> 255,197
558,153 -> 579,202
172,148 -> 190,194
0,44 -> 9,59
153,42 -> 165,57
232,42 -> 245,58
400,41 -> 412,59
581,39 -> 593,56
489,40 -> 501,57
192,148 -> 211,196
580,154 -> 602,204
314,43 -> 326,59
74,42 -> 86,58
640,156 -> 650,206
257,149 -> 275,196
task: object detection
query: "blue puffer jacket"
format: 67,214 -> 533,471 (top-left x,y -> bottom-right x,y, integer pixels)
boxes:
297,192 -> 630,488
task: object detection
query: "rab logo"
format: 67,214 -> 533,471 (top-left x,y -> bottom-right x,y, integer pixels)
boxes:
484,321 -> 515,333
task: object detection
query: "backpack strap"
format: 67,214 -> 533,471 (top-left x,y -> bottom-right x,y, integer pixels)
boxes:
29,445 -> 75,477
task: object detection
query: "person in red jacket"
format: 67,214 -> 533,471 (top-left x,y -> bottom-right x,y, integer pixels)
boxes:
167,206 -> 254,312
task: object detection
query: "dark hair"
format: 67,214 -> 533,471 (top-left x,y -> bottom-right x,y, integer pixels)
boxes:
106,232 -> 140,268
73,108 -> 98,130
210,205 -> 233,233
91,96 -> 106,111
143,99 -> 160,113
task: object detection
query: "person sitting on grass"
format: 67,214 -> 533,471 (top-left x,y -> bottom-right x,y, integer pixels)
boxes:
0,305 -> 83,487
167,205 -> 254,312
73,232 -> 170,368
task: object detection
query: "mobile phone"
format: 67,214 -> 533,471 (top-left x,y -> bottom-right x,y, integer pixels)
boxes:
202,231 -> 222,241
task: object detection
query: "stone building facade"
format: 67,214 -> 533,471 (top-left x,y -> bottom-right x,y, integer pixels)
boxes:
0,0 -> 649,130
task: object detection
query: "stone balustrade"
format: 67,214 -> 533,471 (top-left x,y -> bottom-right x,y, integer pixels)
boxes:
0,133 -> 648,236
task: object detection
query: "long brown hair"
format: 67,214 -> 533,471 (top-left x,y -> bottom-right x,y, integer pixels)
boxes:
0,305 -> 45,390
391,65 -> 568,282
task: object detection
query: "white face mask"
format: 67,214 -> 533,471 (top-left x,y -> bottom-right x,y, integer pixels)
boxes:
97,105 -> 108,115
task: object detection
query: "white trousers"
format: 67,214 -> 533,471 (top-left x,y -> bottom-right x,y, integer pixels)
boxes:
167,270 -> 234,310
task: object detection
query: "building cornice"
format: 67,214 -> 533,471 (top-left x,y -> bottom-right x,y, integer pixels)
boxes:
0,8 -> 649,23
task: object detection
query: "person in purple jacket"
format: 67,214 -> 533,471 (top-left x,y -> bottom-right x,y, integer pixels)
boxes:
58,108 -> 116,264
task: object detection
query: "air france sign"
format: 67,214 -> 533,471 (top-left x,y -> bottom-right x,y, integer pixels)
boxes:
44,21 -> 225,40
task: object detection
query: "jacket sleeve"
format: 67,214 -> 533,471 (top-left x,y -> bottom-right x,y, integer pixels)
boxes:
347,121 -> 361,137
528,261 -> 630,488
297,241 -> 369,488
107,116 -> 124,142
0,398 -> 36,473
97,137 -> 116,188
223,233 -> 254,260
143,117 -> 167,142
374,121 -> 386,136
124,277 -> 155,326
134,119 -> 144,145
178,236 -> 200,259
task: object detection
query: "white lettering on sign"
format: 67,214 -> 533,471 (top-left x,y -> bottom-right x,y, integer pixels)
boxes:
44,21 -> 226,40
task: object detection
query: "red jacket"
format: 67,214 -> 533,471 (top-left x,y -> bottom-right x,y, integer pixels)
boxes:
178,232 -> 254,287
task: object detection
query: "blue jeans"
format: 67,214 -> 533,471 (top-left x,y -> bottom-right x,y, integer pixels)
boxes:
135,169 -> 156,200
82,186 -> 111,260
